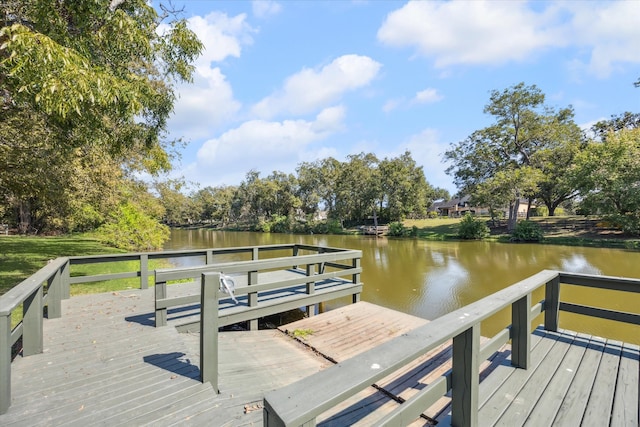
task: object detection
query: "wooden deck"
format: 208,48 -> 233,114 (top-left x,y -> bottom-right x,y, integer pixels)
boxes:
437,328 -> 639,426
1,286 -> 638,426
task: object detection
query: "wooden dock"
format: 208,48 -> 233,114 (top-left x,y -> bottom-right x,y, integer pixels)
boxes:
2,287 -> 636,426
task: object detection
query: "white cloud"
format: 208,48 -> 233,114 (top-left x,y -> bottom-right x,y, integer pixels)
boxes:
378,1 -> 562,68
252,0 -> 282,19
383,98 -> 402,113
413,88 -> 443,104
383,88 -> 442,113
188,106 -> 346,186
169,69 -> 241,140
564,1 -> 640,78
167,12 -> 256,140
189,12 -> 256,67
251,54 -> 382,118
378,1 -> 640,78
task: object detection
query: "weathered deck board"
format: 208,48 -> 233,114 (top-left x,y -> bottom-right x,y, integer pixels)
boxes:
278,301 -> 430,361
437,328 -> 640,427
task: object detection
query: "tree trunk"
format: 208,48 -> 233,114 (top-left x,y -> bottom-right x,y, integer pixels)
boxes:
507,199 -> 519,232
19,200 -> 31,234
526,199 -> 532,220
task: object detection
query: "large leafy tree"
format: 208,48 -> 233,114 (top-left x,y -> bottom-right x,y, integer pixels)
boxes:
574,126 -> 640,235
0,0 -> 201,242
379,150 -> 434,221
444,82 -> 581,230
334,153 -> 380,225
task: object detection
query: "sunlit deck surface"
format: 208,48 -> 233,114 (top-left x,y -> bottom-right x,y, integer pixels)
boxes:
1,286 -> 637,426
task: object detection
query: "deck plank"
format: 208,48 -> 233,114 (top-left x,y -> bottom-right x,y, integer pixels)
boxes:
522,333 -> 591,426
581,338 -> 623,425
494,330 -> 578,426
552,335 -> 607,426
611,342 -> 640,426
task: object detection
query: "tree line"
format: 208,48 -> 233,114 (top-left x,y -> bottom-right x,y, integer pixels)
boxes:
445,82 -> 640,235
156,151 -> 450,233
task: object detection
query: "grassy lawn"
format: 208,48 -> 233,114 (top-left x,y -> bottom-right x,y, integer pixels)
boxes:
402,216 -> 639,249
403,217 -> 462,240
0,235 -> 125,296
0,235 -> 174,297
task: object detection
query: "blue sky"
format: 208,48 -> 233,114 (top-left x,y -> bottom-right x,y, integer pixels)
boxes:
162,0 -> 640,194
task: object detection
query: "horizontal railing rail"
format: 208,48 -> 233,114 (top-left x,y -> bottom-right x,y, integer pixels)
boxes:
263,270 -> 640,427
154,248 -> 363,330
66,244 -> 345,292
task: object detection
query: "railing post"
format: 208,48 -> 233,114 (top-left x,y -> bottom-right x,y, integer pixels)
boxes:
511,293 -> 531,369
155,274 -> 167,327
22,285 -> 43,356
293,245 -> 299,270
206,250 -> 214,264
306,264 -> 316,317
352,257 -> 361,303
0,313 -> 11,415
200,272 -> 220,393
544,275 -> 560,331
317,247 -> 325,275
252,247 -> 259,261
140,254 -> 149,290
452,324 -> 479,427
61,259 -> 71,299
47,266 -> 62,319
248,270 -> 258,330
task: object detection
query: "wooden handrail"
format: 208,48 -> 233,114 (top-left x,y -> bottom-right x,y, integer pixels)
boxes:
263,270 -> 640,427
0,257 -> 69,415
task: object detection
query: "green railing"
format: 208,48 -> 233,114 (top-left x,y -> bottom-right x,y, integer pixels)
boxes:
0,243 -> 360,415
263,270 -> 640,427
154,246 -> 362,330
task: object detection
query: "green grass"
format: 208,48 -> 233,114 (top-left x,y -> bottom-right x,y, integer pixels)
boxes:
0,235 -> 176,297
401,216 -> 640,248
0,235 -> 125,296
403,218 -> 462,240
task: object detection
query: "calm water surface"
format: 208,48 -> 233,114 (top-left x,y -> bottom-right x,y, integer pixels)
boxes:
164,229 -> 640,344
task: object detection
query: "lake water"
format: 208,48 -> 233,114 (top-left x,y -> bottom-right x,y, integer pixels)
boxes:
164,229 -> 640,344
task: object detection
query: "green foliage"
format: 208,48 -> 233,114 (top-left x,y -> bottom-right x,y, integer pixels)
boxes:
457,214 -> 490,240
427,211 -> 439,219
96,201 -> 169,251
388,221 -> 406,236
574,128 -> 640,236
445,82 -> 582,229
289,328 -> 314,340
529,206 -> 549,217
511,220 -> 544,242
0,1 -> 202,235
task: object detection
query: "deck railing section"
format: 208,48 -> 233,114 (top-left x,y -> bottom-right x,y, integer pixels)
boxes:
0,257 -> 70,414
263,270 -> 640,427
0,244 -> 359,415
154,246 -> 363,393
68,244 -> 318,292
153,244 -> 361,329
